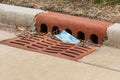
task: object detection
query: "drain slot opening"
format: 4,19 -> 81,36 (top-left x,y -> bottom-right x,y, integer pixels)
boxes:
77,32 -> 85,40
26,46 -> 38,50
69,49 -> 84,53
90,34 -> 98,44
56,44 -> 71,47
46,48 -> 63,51
32,44 -> 43,49
40,24 -> 48,33
47,39 -> 57,43
43,50 -> 58,53
61,53 -> 75,58
75,47 -> 88,51
51,46 -> 67,50
52,26 -> 60,35
33,38 -> 40,41
65,29 -> 72,35
10,41 -> 25,46
16,40 -> 30,44
66,51 -> 80,56
22,39 -> 35,42
37,42 -> 48,47
41,41 -> 53,45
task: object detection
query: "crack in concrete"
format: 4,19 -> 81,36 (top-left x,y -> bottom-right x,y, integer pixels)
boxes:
79,61 -> 120,72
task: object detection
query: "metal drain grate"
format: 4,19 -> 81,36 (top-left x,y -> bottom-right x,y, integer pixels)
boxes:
0,35 -> 96,61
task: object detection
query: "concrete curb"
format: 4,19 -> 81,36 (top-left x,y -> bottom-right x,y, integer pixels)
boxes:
104,23 -> 120,48
0,4 -> 45,30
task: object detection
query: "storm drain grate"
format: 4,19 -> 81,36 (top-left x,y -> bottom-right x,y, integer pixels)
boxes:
0,35 -> 96,61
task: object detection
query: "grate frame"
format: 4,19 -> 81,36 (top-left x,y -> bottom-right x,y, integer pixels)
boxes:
0,35 -> 96,61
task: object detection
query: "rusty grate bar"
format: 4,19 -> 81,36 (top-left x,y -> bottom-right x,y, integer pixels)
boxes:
0,35 -> 96,61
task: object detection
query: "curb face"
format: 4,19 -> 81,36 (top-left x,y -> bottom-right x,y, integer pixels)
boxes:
35,11 -> 112,44
104,23 -> 120,48
0,4 -> 45,30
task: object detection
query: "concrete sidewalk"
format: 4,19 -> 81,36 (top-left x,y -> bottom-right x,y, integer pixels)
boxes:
0,30 -> 120,80
79,46 -> 120,72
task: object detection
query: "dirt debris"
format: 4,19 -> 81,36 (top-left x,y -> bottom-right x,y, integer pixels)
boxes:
0,23 -> 99,48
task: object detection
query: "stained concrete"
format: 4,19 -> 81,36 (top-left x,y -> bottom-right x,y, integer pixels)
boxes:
0,29 -> 120,80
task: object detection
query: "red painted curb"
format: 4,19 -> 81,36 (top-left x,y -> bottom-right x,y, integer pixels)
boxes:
35,11 -> 112,44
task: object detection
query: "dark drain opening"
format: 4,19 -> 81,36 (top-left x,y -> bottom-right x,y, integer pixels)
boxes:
10,42 -> 25,46
52,26 -> 60,35
32,44 -> 43,49
69,49 -> 84,53
65,29 -> 72,34
40,24 -> 48,33
66,51 -> 80,55
90,34 -> 98,44
61,53 -> 75,58
27,46 -> 38,50
77,32 -> 85,40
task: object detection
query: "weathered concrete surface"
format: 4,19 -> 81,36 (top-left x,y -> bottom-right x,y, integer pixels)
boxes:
0,29 -> 120,80
0,30 -> 15,40
0,45 -> 120,80
104,23 -> 120,48
79,46 -> 120,72
0,4 -> 45,30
